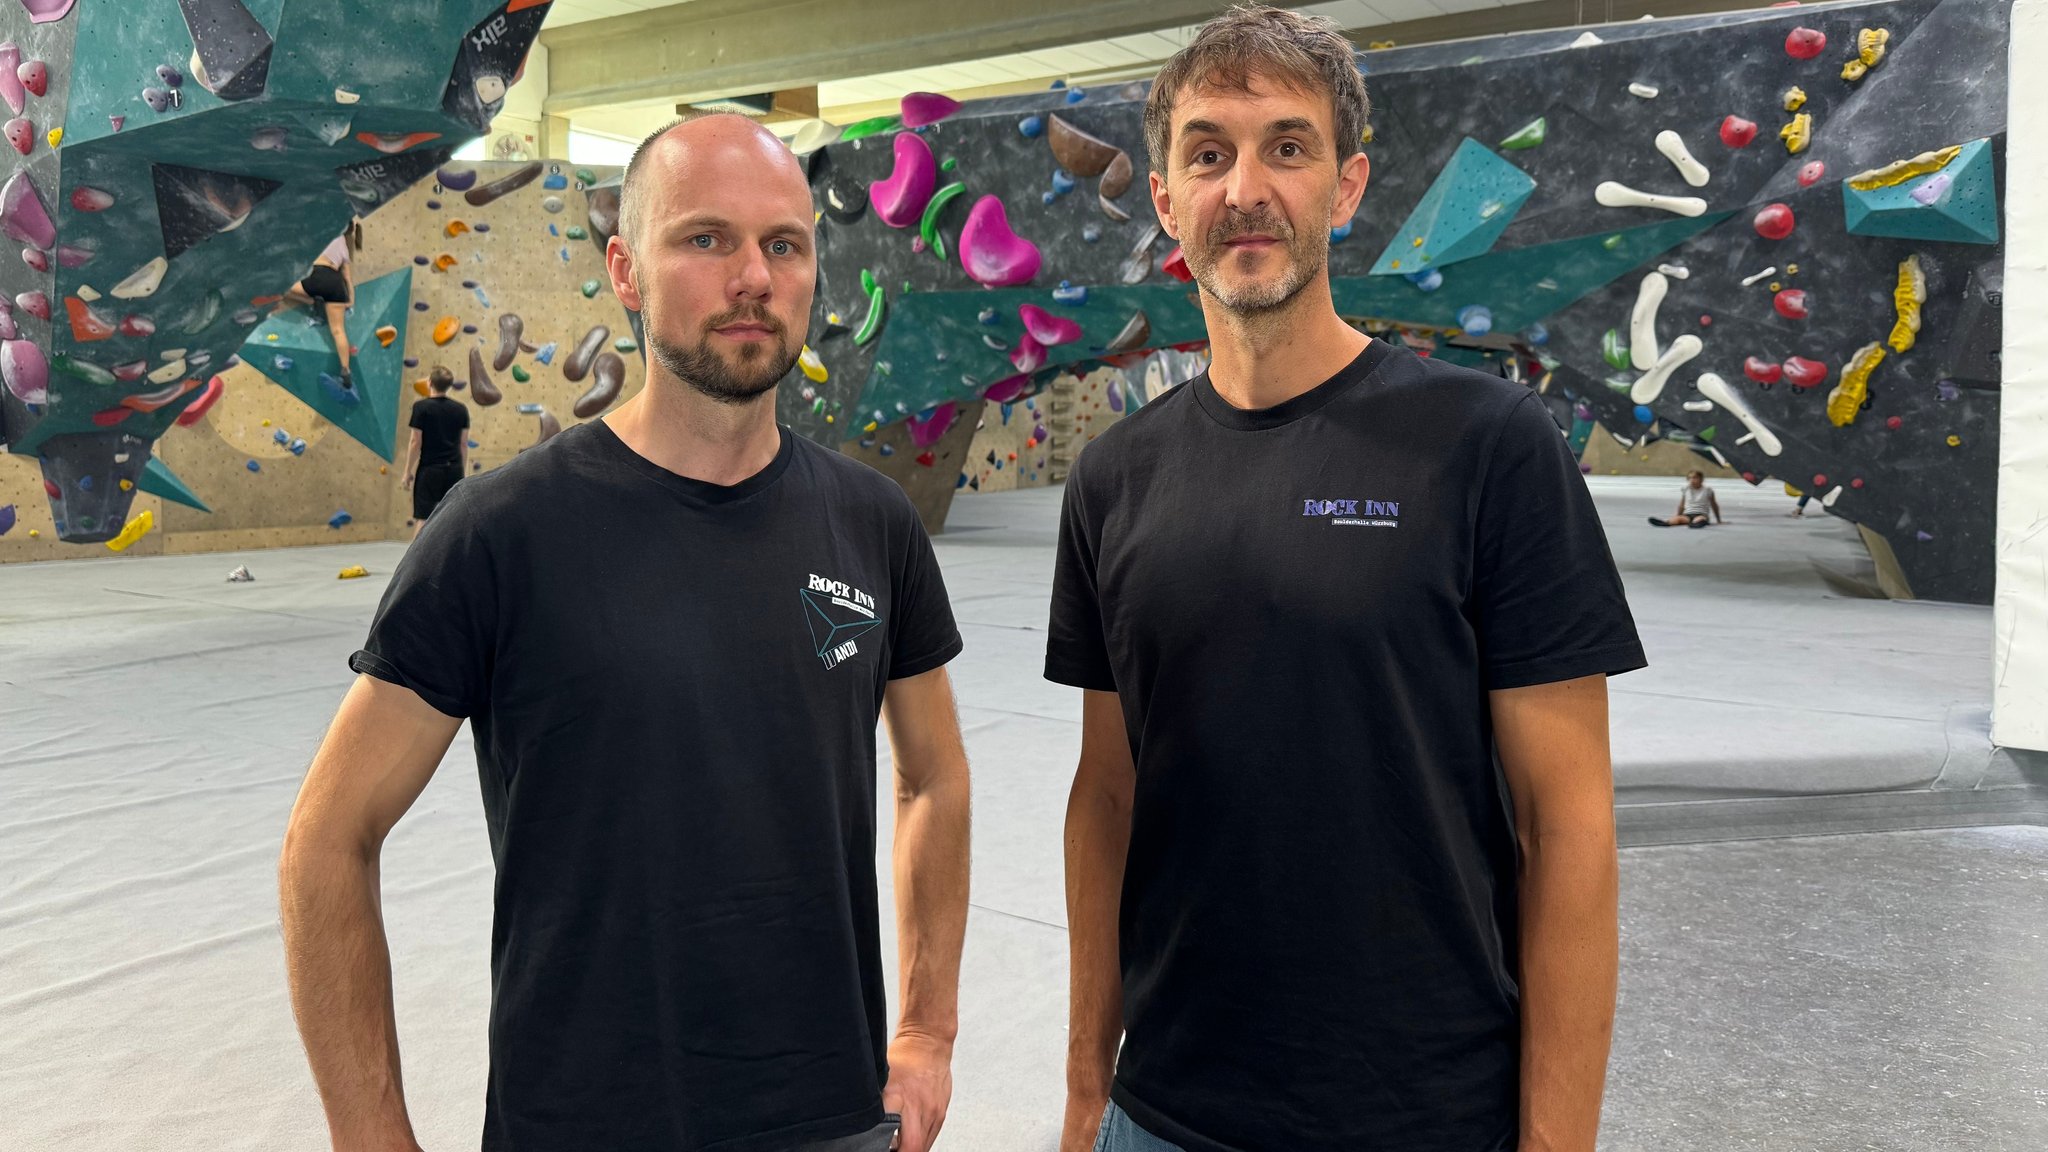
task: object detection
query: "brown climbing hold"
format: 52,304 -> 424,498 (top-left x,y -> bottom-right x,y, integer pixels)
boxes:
531,408 -> 562,449
467,346 -> 503,406
1046,115 -> 1122,178
493,313 -> 523,371
464,161 -> 543,207
432,315 -> 458,345
575,352 -> 625,418
1105,310 -> 1151,354
563,324 -> 608,382
1100,150 -> 1134,200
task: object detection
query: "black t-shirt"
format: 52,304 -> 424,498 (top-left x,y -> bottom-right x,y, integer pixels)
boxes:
409,395 -> 469,468
351,420 -> 962,1152
1045,339 -> 1645,1152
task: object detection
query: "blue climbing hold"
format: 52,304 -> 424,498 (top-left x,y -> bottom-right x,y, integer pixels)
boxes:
273,428 -> 289,444
1052,281 -> 1087,305
1405,268 -> 1443,292
77,474 -> 93,492
1456,304 -> 1494,336
1330,220 -> 1353,243
246,459 -> 260,472
1019,115 -> 1044,139
1051,169 -> 1076,197
542,171 -> 568,190
1065,86 -> 1086,104
1523,322 -> 1550,346
1050,79 -> 1066,89
978,308 -> 999,325
289,438 -> 307,456
1083,224 -> 1102,243
1633,404 -> 1655,424
273,354 -> 293,371
328,509 -> 352,529
879,444 -> 896,457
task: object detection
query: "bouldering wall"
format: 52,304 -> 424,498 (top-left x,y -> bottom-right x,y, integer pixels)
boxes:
786,0 -> 2005,603
0,0 -> 552,557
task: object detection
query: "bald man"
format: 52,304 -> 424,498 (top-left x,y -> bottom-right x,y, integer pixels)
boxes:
281,114 -> 971,1152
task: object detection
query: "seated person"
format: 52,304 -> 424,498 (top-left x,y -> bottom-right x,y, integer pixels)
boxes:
1650,470 -> 1722,528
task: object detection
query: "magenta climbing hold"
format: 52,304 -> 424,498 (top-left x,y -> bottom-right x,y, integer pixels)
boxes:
69,186 -> 112,212
17,58 -> 44,98
869,131 -> 938,229
984,376 -> 1032,404
1011,331 -> 1047,374
55,242 -> 91,268
0,43 -> 19,115
1,338 -> 47,402
20,245 -> 44,271
1018,303 -> 1081,346
906,401 -> 960,447
19,0 -> 75,23
901,92 -> 961,128
1,117 -> 26,155
0,301 -> 12,341
0,171 -> 54,249
1753,202 -> 1796,240
15,289 -> 46,319
958,195 -> 1041,287
1785,27 -> 1827,59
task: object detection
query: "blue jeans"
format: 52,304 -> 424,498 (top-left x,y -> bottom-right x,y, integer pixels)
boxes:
1094,1101 -> 1187,1152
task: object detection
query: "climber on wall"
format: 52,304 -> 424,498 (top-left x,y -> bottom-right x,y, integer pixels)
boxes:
277,219 -> 360,391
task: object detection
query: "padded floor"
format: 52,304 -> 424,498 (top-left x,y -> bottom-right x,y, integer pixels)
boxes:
1,477 -> 2040,1150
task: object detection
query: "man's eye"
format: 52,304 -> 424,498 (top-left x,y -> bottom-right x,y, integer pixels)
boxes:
1278,141 -> 1300,158
1196,150 -> 1222,165
770,239 -> 793,255
690,234 -> 715,249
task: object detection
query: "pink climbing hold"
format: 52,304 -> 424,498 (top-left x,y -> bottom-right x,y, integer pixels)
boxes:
1018,303 -> 1081,346
112,359 -> 146,382
1910,172 -> 1953,206
869,131 -> 938,229
0,170 -> 55,249
17,0 -> 77,24
0,43 -> 20,116
1784,27 -> 1827,59
0,299 -> 13,340
900,91 -> 962,129
1797,160 -> 1826,187
17,58 -> 45,98
69,185 -> 112,212
1753,202 -> 1796,240
1,337 -> 47,403
118,314 -> 154,338
1010,331 -> 1047,375
905,401 -> 959,448
15,289 -> 47,319
984,375 -> 1033,404
108,114 -> 124,132
958,195 -> 1041,287
3,117 -> 31,155
20,244 -> 45,271
55,242 -> 91,268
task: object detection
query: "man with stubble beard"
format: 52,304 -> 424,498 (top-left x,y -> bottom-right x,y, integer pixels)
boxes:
281,114 -> 970,1152
1050,7 -> 1645,1152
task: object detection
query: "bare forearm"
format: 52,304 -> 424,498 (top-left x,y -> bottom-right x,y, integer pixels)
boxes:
893,764 -> 970,1047
1517,828 -> 1619,1152
278,840 -> 419,1152
1063,778 -> 1130,1101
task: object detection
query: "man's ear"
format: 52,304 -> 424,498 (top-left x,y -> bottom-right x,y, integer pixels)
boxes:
1330,150 -> 1370,229
607,235 -> 643,313
1149,170 -> 1179,241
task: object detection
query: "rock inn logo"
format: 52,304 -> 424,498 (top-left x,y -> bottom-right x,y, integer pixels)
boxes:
1302,498 -> 1401,528
801,573 -> 882,670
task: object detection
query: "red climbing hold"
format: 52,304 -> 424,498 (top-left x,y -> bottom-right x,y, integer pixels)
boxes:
1886,415 -> 1903,430
42,478 -> 59,498
1753,203 -> 1796,240
90,405 -> 132,427
915,450 -> 936,468
1851,477 -> 1864,489
1774,288 -> 1810,319
175,375 -> 225,426
1785,27 -> 1827,59
1797,161 -> 1826,187
1719,115 -> 1758,148
64,295 -> 114,341
1744,357 -> 1783,384
1162,246 -> 1192,283
1783,356 -> 1827,388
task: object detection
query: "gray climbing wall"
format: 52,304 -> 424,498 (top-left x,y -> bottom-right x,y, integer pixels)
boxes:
789,0 -> 2004,603
0,0 -> 551,548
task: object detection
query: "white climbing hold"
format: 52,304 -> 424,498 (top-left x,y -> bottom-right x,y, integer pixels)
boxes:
1821,485 -> 1844,507
1658,263 -> 1690,279
1740,266 -> 1777,287
1629,333 -> 1702,404
1631,272 -> 1668,370
76,283 -> 100,301
1594,181 -> 1706,216
1571,31 -> 1605,47
1654,129 -> 1710,187
147,357 -> 187,384
112,256 -> 169,299
1683,399 -> 1714,412
1707,446 -> 1731,469
334,87 -> 360,105
1629,83 -> 1660,99
1696,372 -> 1782,456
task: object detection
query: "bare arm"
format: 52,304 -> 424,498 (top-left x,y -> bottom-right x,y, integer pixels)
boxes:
1711,491 -> 1723,523
402,429 -> 421,488
280,675 -> 463,1152
1060,690 -> 1136,1152
880,666 -> 972,1152
1492,674 -> 1620,1152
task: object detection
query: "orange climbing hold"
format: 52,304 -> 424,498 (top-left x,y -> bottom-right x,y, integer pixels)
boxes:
65,296 -> 115,341
432,253 -> 457,271
413,379 -> 431,396
445,219 -> 471,238
375,324 -> 398,347
432,316 -> 459,345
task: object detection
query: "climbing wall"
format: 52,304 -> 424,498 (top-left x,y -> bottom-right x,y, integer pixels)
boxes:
789,0 -> 2005,602
0,0 -> 552,556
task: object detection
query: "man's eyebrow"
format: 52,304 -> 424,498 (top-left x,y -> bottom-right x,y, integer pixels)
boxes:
1269,117 -> 1318,136
1178,118 -> 1224,139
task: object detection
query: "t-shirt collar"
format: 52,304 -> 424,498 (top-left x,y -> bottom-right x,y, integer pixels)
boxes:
1191,338 -> 1393,432
592,417 -> 794,506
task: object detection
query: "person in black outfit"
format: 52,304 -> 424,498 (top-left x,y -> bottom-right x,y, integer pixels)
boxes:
278,114 -> 970,1152
402,366 -> 468,539
1051,8 -> 1646,1152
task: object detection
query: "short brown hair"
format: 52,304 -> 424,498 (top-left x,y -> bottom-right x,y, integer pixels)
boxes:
1143,4 -> 1370,175
429,366 -> 454,392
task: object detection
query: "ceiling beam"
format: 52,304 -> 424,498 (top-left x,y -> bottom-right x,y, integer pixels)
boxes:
541,0 -> 1244,114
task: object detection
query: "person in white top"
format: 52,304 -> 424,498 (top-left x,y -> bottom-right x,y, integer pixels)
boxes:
1649,470 -> 1722,528
278,222 -> 359,392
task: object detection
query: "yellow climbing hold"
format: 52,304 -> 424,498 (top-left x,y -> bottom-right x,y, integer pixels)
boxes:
1889,255 -> 1926,353
1842,27 -> 1889,81
1360,124 -> 1374,144
261,419 -> 271,426
446,219 -> 470,238
266,332 -> 279,341
1947,434 -> 1962,447
375,324 -> 397,347
338,565 -> 370,580
1786,263 -> 1800,275
798,345 -> 828,383
1783,86 -> 1807,112
1828,342 -> 1883,427
119,478 -> 133,491
1779,112 -> 1812,155
1849,145 -> 1962,190
28,529 -> 38,537
104,509 -> 153,552
45,127 -> 60,148
1368,39 -> 1397,49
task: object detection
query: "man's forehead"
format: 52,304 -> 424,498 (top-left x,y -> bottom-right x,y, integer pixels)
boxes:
1175,78 -> 1332,133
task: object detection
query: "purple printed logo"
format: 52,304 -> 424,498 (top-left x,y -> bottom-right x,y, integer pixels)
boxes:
1302,499 -> 1400,527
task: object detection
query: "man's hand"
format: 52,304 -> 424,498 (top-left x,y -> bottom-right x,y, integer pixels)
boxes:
1058,1089 -> 1109,1152
401,474 -> 414,491
882,1031 -> 953,1152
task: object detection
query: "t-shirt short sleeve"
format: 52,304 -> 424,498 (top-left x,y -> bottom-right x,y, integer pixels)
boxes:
1044,463 -> 1117,691
408,401 -> 426,430
348,488 -> 497,716
1471,393 -> 1647,690
886,508 -> 963,680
